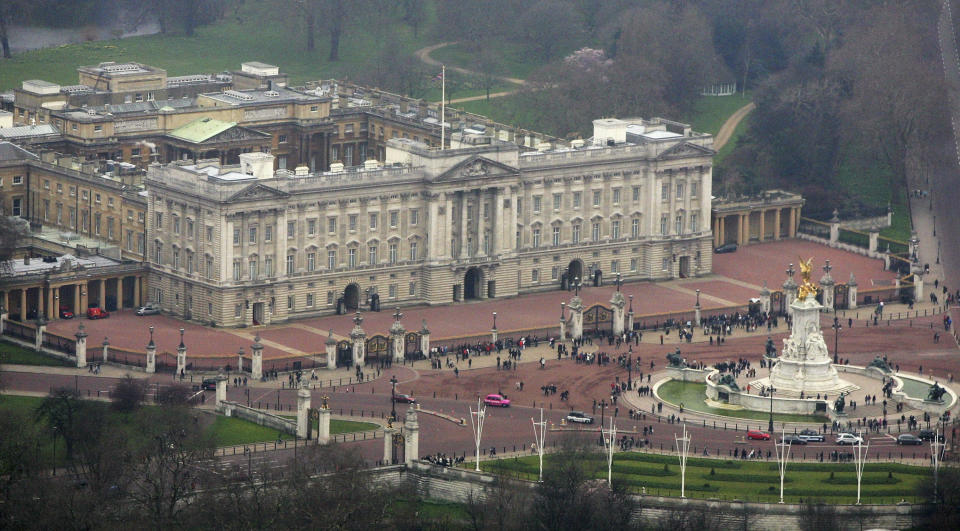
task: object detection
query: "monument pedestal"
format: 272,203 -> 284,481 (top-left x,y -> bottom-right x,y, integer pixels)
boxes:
769,296 -> 852,394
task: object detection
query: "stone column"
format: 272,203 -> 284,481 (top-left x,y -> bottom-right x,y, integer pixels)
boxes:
251,334 -> 263,380
509,186 -> 519,251
568,297 -> 584,341
419,320 -> 430,355
492,187 -> 503,253
36,288 -> 44,321
317,404 -> 331,444
460,191 -> 469,258
428,199 -> 441,262
0,304 -> 7,335
820,260 -> 835,311
389,315 -> 406,362
559,303 -> 566,340
75,324 -> 88,368
237,348 -> 244,374
145,326 -> 156,374
718,217 -> 725,245
759,282 -> 771,314
20,289 -> 27,321
789,208 -> 797,238
325,330 -> 337,369
383,426 -> 396,465
74,284 -> 81,316
404,406 -> 419,465
176,328 -> 187,378
116,278 -> 123,311
134,276 -> 141,307
736,214 -> 745,245
350,313 -> 366,368
215,372 -> 227,407
296,382 -> 311,440
759,210 -> 766,242
610,291 -> 626,335
847,273 -> 858,309
47,286 -> 54,320
914,273 -> 924,302
783,263 -> 797,317
627,294 -> 635,332
79,282 -> 88,314
868,229 -> 879,253
98,281 -> 106,311
713,217 -> 720,247
35,318 -> 45,352
102,337 -> 109,363
774,208 -> 782,240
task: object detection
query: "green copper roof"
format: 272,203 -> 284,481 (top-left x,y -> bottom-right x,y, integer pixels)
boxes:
168,117 -> 237,143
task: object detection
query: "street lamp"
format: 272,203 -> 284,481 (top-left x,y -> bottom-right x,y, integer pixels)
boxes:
574,277 -> 582,297
832,317 -> 841,365
768,386 -> 776,433
389,375 -> 399,421
492,311 -> 497,330
627,346 -> 633,390
600,399 -> 608,427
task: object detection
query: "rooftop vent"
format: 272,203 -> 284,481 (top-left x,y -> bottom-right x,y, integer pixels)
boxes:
363,159 -> 380,170
264,90 -> 280,97
294,165 -> 309,176
570,139 -> 585,149
223,90 -> 255,101
329,162 -> 345,173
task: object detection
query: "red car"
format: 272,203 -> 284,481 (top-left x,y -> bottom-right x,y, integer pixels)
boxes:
86,307 -> 110,320
747,430 -> 771,441
59,305 -> 74,319
484,394 -> 511,407
392,394 -> 416,404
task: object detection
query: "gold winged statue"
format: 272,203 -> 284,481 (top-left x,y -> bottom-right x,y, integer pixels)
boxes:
797,257 -> 818,300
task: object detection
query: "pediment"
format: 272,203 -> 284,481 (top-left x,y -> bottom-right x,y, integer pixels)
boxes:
433,156 -> 518,183
206,126 -> 271,144
226,183 -> 290,202
655,141 -> 715,161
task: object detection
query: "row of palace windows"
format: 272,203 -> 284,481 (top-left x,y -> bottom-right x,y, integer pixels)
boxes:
525,212 -> 699,248
524,181 -> 700,214
229,210 -> 420,247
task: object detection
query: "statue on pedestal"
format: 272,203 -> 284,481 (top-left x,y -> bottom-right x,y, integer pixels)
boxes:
765,336 -> 777,358
927,383 -> 947,402
666,349 -> 685,368
797,257 -> 818,301
834,391 -> 847,414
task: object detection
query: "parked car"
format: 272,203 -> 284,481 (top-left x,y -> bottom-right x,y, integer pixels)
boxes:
835,433 -> 864,445
747,430 -> 770,441
918,429 -> 945,442
393,393 -> 416,404
86,307 -> 110,319
798,429 -> 824,442
201,379 -> 217,391
781,434 -> 807,445
897,434 -> 923,445
59,305 -> 74,319
484,394 -> 511,407
135,303 -> 160,316
566,411 -> 594,424
714,243 -> 738,254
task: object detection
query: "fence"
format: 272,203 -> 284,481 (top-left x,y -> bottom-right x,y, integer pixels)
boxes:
3,321 -> 35,342
838,227 -> 870,249
42,332 -> 75,355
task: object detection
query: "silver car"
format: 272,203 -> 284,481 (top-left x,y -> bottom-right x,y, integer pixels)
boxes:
135,303 -> 160,316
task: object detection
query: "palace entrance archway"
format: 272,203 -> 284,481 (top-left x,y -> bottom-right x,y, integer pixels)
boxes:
344,284 -> 360,311
464,268 -> 482,300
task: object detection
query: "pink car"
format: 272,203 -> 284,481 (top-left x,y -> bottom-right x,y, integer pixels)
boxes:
484,394 -> 511,407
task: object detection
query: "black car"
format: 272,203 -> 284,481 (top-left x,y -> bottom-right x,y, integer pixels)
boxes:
781,434 -> 807,445
201,378 -> 217,391
714,243 -> 738,254
897,434 -> 923,445
798,429 -> 824,442
918,429 -> 945,442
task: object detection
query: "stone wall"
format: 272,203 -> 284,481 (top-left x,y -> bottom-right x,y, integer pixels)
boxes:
369,462 -> 928,530
219,401 -> 296,435
841,214 -> 891,231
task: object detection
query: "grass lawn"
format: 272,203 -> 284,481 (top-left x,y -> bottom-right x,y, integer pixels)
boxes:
657,380 -> 829,424
680,92 -> 753,136
282,415 -> 380,435
428,42 -> 543,80
0,340 -> 72,367
208,415 -> 292,447
476,452 -> 930,504
0,3 -> 432,91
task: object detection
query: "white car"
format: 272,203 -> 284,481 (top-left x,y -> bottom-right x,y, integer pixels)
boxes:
135,303 -> 160,316
835,433 -> 864,445
566,411 -> 594,424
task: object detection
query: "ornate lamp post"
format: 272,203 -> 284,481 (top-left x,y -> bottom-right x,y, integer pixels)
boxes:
615,272 -> 622,291
768,386 -> 776,433
627,345 -> 633,390
600,398 -> 608,427
492,311 -> 497,330
574,277 -> 582,297
389,375 -> 399,421
832,317 -> 841,365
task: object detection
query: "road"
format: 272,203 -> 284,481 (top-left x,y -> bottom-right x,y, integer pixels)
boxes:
933,0 -> 960,291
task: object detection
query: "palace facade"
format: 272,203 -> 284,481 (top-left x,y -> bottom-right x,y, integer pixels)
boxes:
147,118 -> 715,327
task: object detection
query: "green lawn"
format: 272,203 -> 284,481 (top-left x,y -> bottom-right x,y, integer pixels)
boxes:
680,92 -> 753,136
428,42 -> 543,80
476,452 -> 930,504
282,415 -> 380,435
0,3 -> 432,91
657,380 -> 829,424
0,340 -> 73,367
208,415 -> 292,447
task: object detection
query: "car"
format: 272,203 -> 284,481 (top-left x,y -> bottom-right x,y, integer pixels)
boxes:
714,243 -> 738,254
746,430 -> 770,441
484,394 -> 511,407
566,411 -> 594,424
835,433 -> 864,445
897,434 -> 923,445
59,305 -> 74,319
201,378 -> 217,391
918,429 -> 945,442
86,307 -> 110,319
393,393 -> 416,403
135,303 -> 160,316
798,429 -> 824,442
781,434 -> 807,445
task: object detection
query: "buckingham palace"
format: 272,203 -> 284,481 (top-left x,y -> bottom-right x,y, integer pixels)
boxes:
146,116 -> 715,327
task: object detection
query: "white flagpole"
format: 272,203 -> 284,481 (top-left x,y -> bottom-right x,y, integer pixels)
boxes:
531,408 -> 546,481
440,65 -> 445,151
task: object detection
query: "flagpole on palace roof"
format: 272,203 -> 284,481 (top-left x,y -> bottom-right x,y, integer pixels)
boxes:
440,64 -> 445,151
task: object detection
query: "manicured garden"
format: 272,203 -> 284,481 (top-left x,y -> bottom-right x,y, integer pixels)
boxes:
0,340 -> 72,367
478,451 -> 931,504
656,380 -> 829,424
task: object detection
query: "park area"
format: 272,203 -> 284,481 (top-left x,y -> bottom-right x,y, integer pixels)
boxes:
477,451 -> 931,504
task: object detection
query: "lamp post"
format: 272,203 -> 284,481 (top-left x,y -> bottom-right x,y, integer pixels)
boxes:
768,386 -> 776,433
574,277 -> 582,297
51,426 -> 58,476
389,375 -> 398,422
627,346 -> 633,390
616,272 -> 622,292
492,311 -> 497,330
600,399 -> 608,428
832,317 -> 841,365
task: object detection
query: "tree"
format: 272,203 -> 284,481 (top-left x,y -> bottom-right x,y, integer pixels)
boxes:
401,0 -> 426,37
0,207 -> 27,272
111,375 -> 147,413
518,0 -> 584,62
35,388 -> 85,461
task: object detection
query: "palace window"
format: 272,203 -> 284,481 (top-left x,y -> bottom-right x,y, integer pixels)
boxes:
592,190 -> 601,207
249,227 -> 257,244
233,228 -> 241,245
690,212 -> 699,232
676,183 -> 684,200
286,254 -> 295,274
390,210 -> 399,228
233,260 -> 241,280
409,208 -> 419,226
389,243 -> 398,264
553,193 -> 562,210
632,218 -> 640,238
612,188 -> 621,204
532,228 -> 541,248
592,222 -> 600,241
328,250 -> 337,269
349,214 -> 358,231
553,226 -> 560,246
409,241 -> 418,261
533,195 -> 542,213
611,219 -> 621,239
572,192 -> 581,208
368,213 -> 377,230
307,252 -> 316,272
348,248 -> 357,268
572,223 -> 581,243
368,244 -> 378,264
660,215 -> 668,235
265,257 -> 273,277
675,213 -> 684,234
264,225 -> 272,242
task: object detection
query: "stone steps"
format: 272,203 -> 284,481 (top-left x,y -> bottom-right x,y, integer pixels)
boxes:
747,379 -> 860,399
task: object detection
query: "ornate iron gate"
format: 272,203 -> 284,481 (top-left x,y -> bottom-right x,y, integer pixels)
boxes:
835,284 -> 849,310
405,332 -> 421,359
336,340 -> 352,367
771,291 -> 785,315
583,304 -> 613,333
366,335 -> 389,363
